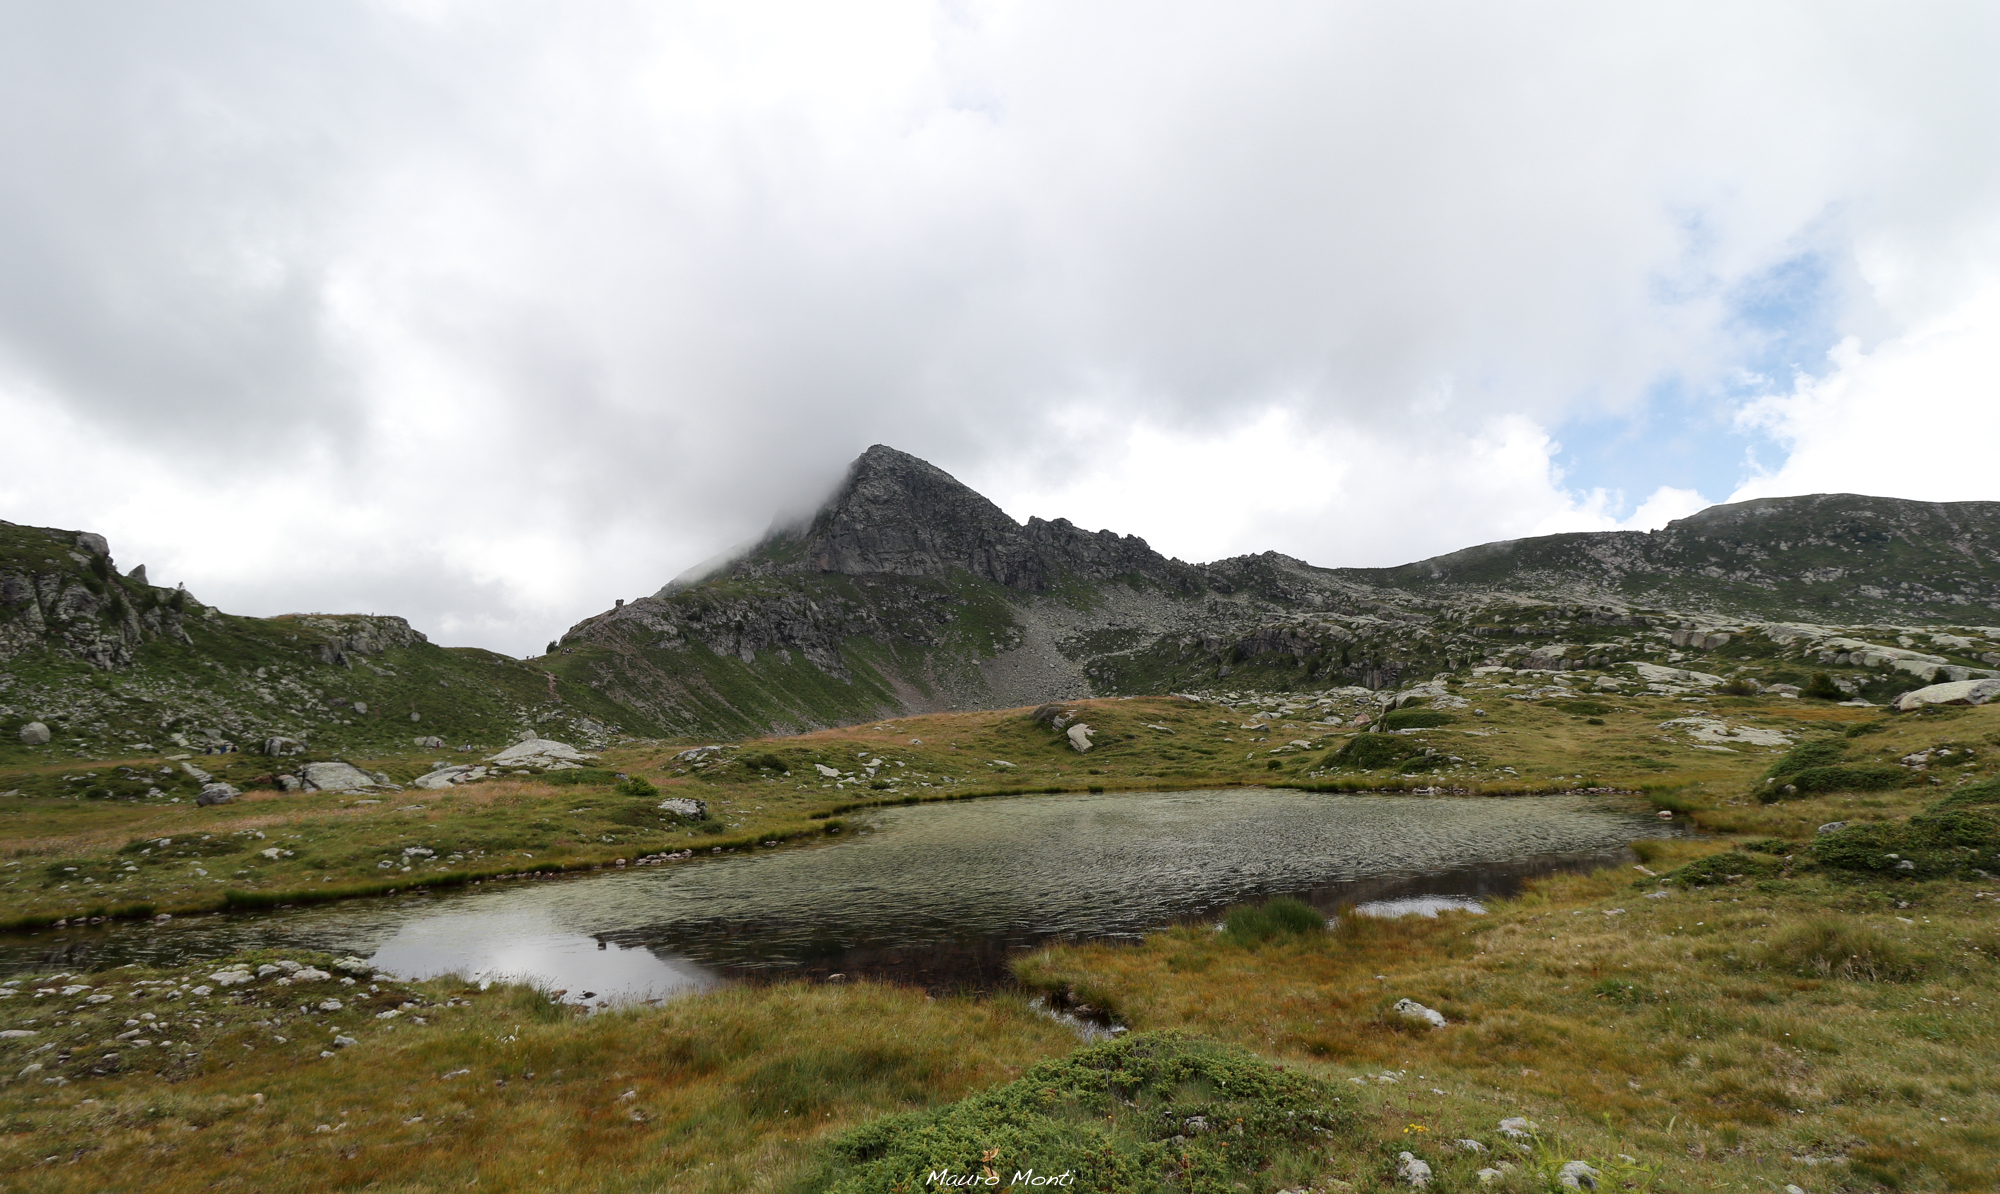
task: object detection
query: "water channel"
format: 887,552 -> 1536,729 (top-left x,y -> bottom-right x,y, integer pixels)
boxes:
0,788 -> 1677,1001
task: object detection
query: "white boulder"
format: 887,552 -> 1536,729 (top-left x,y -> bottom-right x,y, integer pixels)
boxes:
486,738 -> 597,768
1066,723 -> 1095,752
1893,678 -> 2000,713
18,722 -> 51,746
302,761 -> 382,792
1632,663 -> 1724,687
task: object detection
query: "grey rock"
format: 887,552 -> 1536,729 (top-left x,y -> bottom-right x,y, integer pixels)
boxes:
409,712 -> 421,722
1392,998 -> 1447,1027
1476,1168 -> 1504,1183
1396,1152 -> 1432,1187
351,701 -> 368,715
261,736 -> 305,757
413,736 -> 445,749
180,761 -> 212,784
277,774 -> 303,792
195,783 -> 239,807
74,532 -> 109,557
1066,723 -> 1095,752
127,564 -> 148,585
1893,678 -> 2000,712
413,766 -> 471,790
487,738 -> 596,767
17,721 -> 49,746
658,797 -> 708,820
301,761 -> 381,792
1497,1117 -> 1538,1139
1558,1161 -> 1601,1189
1817,821 -> 1847,834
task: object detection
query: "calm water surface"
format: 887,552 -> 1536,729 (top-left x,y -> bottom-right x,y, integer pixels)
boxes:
0,789 -> 1674,1001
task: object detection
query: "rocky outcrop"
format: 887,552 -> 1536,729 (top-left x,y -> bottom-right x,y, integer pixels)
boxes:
719,445 -> 1197,595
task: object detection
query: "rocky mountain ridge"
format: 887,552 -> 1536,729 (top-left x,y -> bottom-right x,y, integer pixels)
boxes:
540,446 -> 2000,737
8,446 -> 1999,754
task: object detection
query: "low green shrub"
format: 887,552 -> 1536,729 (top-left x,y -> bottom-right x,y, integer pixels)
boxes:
1381,709 -> 1455,730
1328,734 -> 1417,770
1223,897 -> 1326,946
803,1031 -> 1359,1194
614,775 -> 658,798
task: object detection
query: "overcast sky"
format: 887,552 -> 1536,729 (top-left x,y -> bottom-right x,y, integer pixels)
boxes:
2,2 -> 1997,656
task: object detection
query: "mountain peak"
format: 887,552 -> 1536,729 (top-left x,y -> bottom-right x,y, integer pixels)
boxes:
723,445 -> 1180,591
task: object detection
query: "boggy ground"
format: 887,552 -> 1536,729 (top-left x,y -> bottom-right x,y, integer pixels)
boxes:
0,694 -> 1996,1190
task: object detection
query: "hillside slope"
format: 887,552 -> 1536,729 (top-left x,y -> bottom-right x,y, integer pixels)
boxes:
0,520 -> 652,763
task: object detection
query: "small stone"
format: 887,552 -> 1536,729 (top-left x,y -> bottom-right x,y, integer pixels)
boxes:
1455,1139 -> 1486,1153
1558,1161 -> 1601,1189
18,722 -> 50,746
1396,1152 -> 1432,1188
332,1035 -> 357,1048
1817,821 -> 1847,835
1476,1169 -> 1503,1184
1498,1117 -> 1538,1138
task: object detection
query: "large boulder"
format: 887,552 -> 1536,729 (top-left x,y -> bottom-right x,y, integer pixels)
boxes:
18,722 -> 50,746
1895,678 -> 2000,712
413,765 -> 474,790
486,738 -> 597,768
196,783 -> 239,807
1633,662 -> 1724,687
301,761 -> 382,792
1066,723 -> 1095,752
261,736 -> 305,757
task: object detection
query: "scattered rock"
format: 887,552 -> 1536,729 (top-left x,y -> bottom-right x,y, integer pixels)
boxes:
1066,723 -> 1095,752
413,736 -> 445,749
1558,1161 -> 1601,1189
179,761 -> 213,784
17,722 -> 50,746
1396,1152 -> 1432,1187
1476,1168 -> 1504,1183
1455,1139 -> 1486,1153
1817,821 -> 1847,834
261,736 -> 305,757
657,797 -> 708,820
351,702 -> 368,716
1391,998 -> 1447,1027
1497,1117 -> 1538,1139
413,766 -> 473,790
814,763 -> 840,778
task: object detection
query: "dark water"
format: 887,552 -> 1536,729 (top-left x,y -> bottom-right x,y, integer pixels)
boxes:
0,789 -> 1675,1002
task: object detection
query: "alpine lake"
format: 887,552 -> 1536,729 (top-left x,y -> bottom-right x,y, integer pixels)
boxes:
0,787 -> 1677,1004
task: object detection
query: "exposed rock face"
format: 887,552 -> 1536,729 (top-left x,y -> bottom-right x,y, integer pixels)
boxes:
719,445 -> 1190,594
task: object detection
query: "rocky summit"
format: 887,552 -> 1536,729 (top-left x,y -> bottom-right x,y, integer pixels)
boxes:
538,445 -> 2000,738
6,447 -> 2000,754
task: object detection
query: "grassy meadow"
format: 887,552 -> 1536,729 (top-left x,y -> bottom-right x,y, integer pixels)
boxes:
2,683 -> 1998,1190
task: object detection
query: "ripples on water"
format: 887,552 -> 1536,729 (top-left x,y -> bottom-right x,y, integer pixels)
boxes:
0,789 -> 1674,1002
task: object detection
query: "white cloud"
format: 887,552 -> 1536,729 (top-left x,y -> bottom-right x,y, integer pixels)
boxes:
1730,277 -> 2000,504
0,2 -> 1995,653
